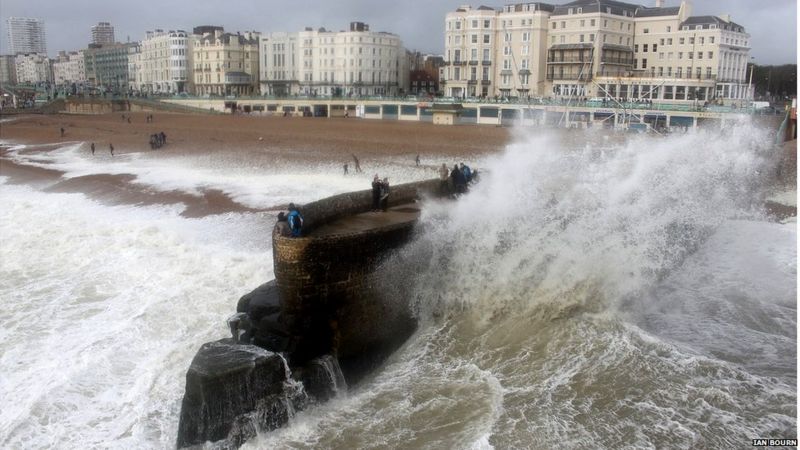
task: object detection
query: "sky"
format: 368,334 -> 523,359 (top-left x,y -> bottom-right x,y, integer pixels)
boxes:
0,0 -> 796,65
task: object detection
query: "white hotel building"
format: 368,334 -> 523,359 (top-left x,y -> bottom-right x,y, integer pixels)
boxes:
259,22 -> 407,97
134,29 -> 190,93
443,1 -> 752,104
52,50 -> 85,86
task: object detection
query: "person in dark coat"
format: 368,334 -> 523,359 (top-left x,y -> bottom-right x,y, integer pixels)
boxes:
274,212 -> 292,237
109,143 -> 115,156
371,175 -> 382,211
380,177 -> 390,211
90,142 -> 95,155
451,164 -> 466,193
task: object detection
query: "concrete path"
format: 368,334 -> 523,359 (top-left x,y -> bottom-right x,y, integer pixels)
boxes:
309,203 -> 422,237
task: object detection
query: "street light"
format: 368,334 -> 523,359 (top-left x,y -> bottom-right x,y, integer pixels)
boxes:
746,56 -> 755,105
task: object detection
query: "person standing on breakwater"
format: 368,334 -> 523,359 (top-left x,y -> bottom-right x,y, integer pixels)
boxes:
287,203 -> 304,237
274,212 -> 292,237
90,142 -> 95,155
439,163 -> 450,193
451,164 -> 466,193
380,177 -> 390,211
372,175 -> 382,211
343,163 -> 349,175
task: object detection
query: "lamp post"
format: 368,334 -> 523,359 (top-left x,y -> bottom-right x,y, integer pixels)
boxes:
746,56 -> 755,106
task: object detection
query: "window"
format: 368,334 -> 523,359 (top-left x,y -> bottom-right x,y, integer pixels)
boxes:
688,52 -> 693,59
667,67 -> 672,76
484,34 -> 490,44
603,20 -> 608,28
455,21 -> 461,30
561,21 -> 566,29
642,58 -> 647,68
696,67 -> 702,78
634,44 -> 639,52
568,7 -> 573,14
634,58 -> 638,68
710,37 -> 715,43
658,67 -> 664,76
678,52 -> 683,59
659,52 -> 664,60
679,37 -> 685,45
522,45 -> 529,55
561,35 -> 566,43
482,48 -> 490,61
552,22 -> 557,29
522,32 -> 530,42
643,44 -> 648,52
503,46 -> 510,56
697,51 -> 703,59
505,32 -> 511,42
472,20 -> 478,28
471,48 -> 477,60
580,20 -> 585,27
591,19 -> 595,26
522,59 -> 529,69
454,67 -> 460,79
706,67 -> 712,77
454,49 -> 461,61
484,20 -> 491,28
590,34 -> 595,42
503,59 -> 510,69
643,28 -> 649,34
689,37 -> 695,44
580,34 -> 585,42
667,38 -> 673,45
660,39 -> 665,45
708,51 -> 713,59
666,26 -> 671,32
471,34 -> 478,44
699,37 -> 704,44
676,67 -> 682,78
653,44 -> 657,52
577,7 -> 582,13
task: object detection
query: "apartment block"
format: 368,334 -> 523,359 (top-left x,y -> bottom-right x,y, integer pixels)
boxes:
259,22 -> 406,97
6,17 -> 47,55
14,53 -> 51,84
134,29 -> 190,93
52,50 -> 86,85
191,26 -> 260,96
91,22 -> 115,46
443,4 -> 553,98
0,55 -> 17,85
84,43 -> 138,92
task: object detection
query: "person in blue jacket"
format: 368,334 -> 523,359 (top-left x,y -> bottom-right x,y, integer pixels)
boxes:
460,163 -> 472,183
287,203 -> 304,237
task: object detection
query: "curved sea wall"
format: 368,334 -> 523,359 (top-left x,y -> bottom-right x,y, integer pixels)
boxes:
177,178 -> 450,447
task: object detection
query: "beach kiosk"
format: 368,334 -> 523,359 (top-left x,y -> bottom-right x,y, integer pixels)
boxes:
432,103 -> 463,125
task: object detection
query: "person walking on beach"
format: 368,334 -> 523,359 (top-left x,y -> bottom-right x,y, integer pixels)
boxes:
60,127 -> 65,137
91,142 -> 95,155
109,143 -> 114,156
415,154 -> 420,167
343,163 -> 349,175
371,175 -> 382,211
159,132 -> 166,145
287,203 -> 304,237
352,154 -> 362,173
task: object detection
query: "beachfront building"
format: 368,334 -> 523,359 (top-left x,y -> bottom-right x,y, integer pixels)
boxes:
442,4 -> 554,99
546,0 -> 750,103
91,22 -> 115,46
6,17 -> 47,55
52,50 -> 86,86
259,22 -> 406,97
191,26 -> 260,96
84,43 -> 137,92
443,1 -> 751,104
0,55 -> 17,85
14,53 -> 51,84
135,29 -> 190,94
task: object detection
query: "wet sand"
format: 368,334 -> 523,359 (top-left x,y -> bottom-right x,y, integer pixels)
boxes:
0,113 -> 511,216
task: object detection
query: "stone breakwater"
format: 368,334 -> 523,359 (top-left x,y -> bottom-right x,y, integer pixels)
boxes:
176,178 -> 450,448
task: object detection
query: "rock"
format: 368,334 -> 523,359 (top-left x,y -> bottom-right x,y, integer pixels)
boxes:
176,339 -> 301,448
237,280 -> 281,323
296,354 -> 347,403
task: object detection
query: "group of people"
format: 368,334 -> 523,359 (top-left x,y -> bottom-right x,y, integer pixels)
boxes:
440,162 -> 475,194
372,175 -> 390,211
149,132 -> 167,149
275,203 -> 304,237
343,154 -> 363,175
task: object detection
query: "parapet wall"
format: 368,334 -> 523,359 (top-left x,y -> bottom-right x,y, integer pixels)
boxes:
272,178 -> 446,368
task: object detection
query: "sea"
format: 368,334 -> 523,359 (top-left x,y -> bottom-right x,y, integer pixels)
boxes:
0,118 -> 795,449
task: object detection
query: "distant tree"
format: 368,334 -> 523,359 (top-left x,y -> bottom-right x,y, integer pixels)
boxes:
748,64 -> 797,101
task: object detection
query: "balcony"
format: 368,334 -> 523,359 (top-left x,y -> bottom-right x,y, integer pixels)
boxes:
546,73 -> 593,81
547,57 -> 591,64
468,79 -> 478,85
469,60 -> 479,66
481,79 -> 491,85
600,57 -> 634,65
482,60 -> 491,66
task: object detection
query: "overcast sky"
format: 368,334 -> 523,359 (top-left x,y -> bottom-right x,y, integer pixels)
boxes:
1,0 -> 796,64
